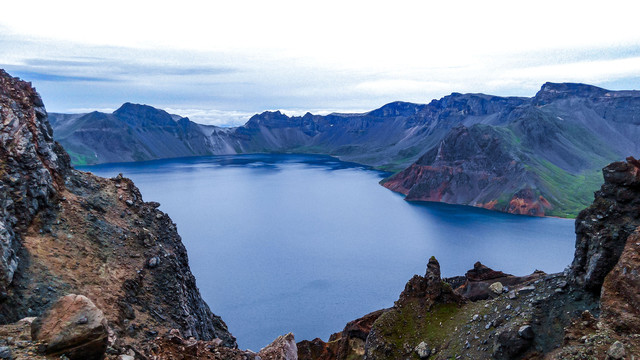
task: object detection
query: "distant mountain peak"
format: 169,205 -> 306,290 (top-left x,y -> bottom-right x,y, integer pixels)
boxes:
367,101 -> 425,117
534,82 -> 609,105
114,102 -> 162,115
113,102 -> 174,125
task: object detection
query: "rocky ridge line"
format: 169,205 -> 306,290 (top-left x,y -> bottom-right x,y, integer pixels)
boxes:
0,69 -> 253,358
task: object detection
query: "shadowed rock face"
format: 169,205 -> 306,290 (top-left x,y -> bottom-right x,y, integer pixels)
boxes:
0,69 -> 70,296
297,310 -> 386,360
601,228 -> 640,333
0,70 -> 236,353
570,157 -> 640,293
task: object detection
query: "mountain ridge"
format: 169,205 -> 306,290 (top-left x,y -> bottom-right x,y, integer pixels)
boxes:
49,82 -> 640,217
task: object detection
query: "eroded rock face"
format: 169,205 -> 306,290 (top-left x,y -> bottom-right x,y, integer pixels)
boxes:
453,262 -> 543,301
570,157 -> 640,293
382,124 -> 550,216
0,70 -> 236,353
363,257 -> 465,360
396,256 -> 464,306
600,228 -> 640,332
297,310 -> 386,360
258,333 -> 298,360
31,294 -> 108,359
0,69 -> 70,295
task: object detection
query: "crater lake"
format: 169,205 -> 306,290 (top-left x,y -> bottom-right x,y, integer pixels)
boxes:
80,154 -> 575,350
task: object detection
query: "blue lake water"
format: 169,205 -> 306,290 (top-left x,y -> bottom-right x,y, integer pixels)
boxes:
81,154 -> 575,350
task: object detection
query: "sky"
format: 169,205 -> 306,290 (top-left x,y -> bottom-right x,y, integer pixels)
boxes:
1,0 -> 639,126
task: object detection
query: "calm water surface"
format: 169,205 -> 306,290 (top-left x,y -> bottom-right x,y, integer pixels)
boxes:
81,154 -> 575,350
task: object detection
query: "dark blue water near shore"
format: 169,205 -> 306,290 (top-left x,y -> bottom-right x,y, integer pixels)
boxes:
81,154 -> 575,351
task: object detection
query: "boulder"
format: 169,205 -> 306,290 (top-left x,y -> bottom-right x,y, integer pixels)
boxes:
607,341 -> 625,360
0,346 -> 10,359
259,333 -> 297,360
414,341 -> 431,359
31,294 -> 108,360
517,325 -> 534,340
492,327 -> 533,360
489,282 -> 504,294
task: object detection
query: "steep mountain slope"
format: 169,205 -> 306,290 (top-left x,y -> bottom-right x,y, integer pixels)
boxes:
50,83 -> 640,217
383,83 -> 640,217
50,103 -> 240,165
0,70 -> 239,356
233,95 -> 527,170
51,95 -> 530,171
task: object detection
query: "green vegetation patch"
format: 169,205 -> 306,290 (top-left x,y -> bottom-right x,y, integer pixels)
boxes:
372,300 -> 463,359
65,148 -> 98,166
528,159 -> 603,218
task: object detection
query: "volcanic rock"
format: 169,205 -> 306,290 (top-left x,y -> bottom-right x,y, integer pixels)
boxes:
297,309 -> 385,360
31,294 -> 108,359
492,327 -> 533,359
607,341 -> 626,359
570,157 -> 640,293
259,333 -> 297,360
454,262 -> 542,301
0,69 -> 236,354
414,341 -> 431,359
0,69 -> 69,296
600,227 -> 640,332
489,282 -> 504,294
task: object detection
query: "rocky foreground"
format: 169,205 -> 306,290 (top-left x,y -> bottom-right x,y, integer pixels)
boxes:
1,68 -> 640,360
298,157 -> 640,360
0,70 -> 299,359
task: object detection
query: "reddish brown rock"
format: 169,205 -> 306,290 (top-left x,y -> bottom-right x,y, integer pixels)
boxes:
570,157 -> 640,293
382,125 -> 552,217
506,188 -> 551,216
397,256 -> 465,307
454,262 -> 543,301
0,70 -> 237,354
601,228 -> 640,332
465,261 -> 511,282
142,333 -> 260,359
297,309 -> 385,360
297,338 -> 338,360
31,294 -> 108,359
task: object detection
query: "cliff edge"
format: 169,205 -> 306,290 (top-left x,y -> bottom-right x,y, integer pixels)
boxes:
0,70 -> 237,356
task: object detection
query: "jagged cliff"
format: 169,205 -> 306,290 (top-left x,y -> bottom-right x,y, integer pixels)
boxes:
0,70 -> 244,358
299,158 -> 640,360
382,124 -> 551,216
383,84 -> 640,217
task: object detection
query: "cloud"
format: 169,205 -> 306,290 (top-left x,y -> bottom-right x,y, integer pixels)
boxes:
163,108 -> 255,127
1,10 -> 639,119
354,79 -> 453,96
9,70 -> 115,83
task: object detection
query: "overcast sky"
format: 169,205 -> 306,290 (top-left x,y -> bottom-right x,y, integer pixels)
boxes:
1,0 -> 639,126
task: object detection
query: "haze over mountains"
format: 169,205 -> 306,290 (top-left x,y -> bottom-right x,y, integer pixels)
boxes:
50,83 -> 640,217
